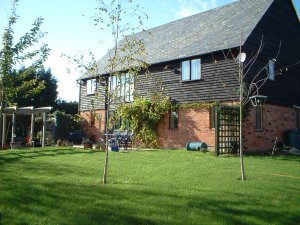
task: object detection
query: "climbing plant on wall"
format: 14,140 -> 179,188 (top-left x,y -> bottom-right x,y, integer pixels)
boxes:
115,94 -> 171,148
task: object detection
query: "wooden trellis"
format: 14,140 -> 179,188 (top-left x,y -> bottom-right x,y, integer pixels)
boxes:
215,106 -> 240,156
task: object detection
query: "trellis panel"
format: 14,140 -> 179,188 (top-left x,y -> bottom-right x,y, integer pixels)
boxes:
215,106 -> 240,156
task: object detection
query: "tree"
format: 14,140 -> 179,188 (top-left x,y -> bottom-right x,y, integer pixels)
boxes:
10,67 -> 58,107
65,0 -> 149,184
211,36 -> 299,181
54,111 -> 81,141
0,0 -> 50,146
55,99 -> 78,115
0,0 -> 50,108
92,0 -> 150,184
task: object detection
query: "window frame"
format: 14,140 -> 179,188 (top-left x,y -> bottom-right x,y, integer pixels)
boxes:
110,73 -> 134,102
169,107 -> 179,130
86,78 -> 97,95
181,58 -> 201,81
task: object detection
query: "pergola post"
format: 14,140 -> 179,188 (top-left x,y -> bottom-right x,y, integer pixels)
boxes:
30,113 -> 35,147
2,114 -> 6,149
42,112 -> 46,148
11,113 -> 15,143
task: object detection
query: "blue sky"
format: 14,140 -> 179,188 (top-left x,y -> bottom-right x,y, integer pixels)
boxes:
0,0 -> 299,101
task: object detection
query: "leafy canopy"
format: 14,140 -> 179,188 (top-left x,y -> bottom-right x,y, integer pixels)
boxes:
0,0 -> 50,107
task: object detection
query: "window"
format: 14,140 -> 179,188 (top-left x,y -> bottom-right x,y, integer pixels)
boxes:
108,110 -> 131,131
126,74 -> 134,102
110,73 -> 134,102
169,107 -> 179,129
256,106 -> 263,131
86,79 -> 96,95
111,76 -> 117,94
269,59 -> 275,81
181,61 -> 190,81
181,59 -> 201,81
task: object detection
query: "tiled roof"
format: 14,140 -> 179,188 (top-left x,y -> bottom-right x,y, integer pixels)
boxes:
80,0 -> 273,79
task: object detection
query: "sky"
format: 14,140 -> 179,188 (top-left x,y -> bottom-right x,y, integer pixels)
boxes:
0,0 -> 299,102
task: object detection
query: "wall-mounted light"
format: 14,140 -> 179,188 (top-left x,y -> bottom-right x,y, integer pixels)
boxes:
249,95 -> 268,107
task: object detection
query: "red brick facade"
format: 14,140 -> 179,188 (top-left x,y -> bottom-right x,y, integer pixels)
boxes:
158,108 -> 215,149
243,104 -> 298,152
157,104 -> 299,152
80,110 -> 106,142
80,104 -> 299,152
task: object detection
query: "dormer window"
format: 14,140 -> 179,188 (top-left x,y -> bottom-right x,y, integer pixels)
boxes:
181,58 -> 201,81
268,59 -> 275,81
87,78 -> 96,95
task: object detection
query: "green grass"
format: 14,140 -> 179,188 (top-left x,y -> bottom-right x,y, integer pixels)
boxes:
0,147 -> 300,225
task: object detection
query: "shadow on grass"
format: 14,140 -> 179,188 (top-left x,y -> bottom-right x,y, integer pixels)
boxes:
1,149 -> 300,225
245,154 -> 300,164
0,147 -> 99,165
272,155 -> 300,163
1,178 -> 299,225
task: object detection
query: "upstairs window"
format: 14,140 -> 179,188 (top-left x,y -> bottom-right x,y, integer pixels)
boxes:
268,59 -> 275,81
110,73 -> 134,102
181,59 -> 201,81
86,79 -> 96,95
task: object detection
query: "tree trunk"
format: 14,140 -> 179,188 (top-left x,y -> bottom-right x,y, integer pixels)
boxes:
103,80 -> 109,184
239,63 -> 246,181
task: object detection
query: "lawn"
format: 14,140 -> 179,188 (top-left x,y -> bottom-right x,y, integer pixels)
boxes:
0,147 -> 300,225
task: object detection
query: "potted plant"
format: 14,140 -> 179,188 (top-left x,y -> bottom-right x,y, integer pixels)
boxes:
82,138 -> 92,149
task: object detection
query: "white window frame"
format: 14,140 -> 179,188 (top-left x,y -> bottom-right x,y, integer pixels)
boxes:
181,58 -> 201,81
110,73 -> 134,102
86,78 -> 96,95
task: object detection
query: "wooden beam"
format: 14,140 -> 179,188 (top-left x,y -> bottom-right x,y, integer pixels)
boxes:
42,112 -> 46,148
2,114 -> 6,149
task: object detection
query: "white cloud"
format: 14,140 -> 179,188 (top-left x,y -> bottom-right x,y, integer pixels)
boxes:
175,0 -> 222,18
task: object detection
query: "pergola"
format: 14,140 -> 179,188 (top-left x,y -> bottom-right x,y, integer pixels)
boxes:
1,106 -> 52,148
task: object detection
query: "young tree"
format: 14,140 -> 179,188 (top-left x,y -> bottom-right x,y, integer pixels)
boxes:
66,0 -> 149,184
91,0 -> 149,184
211,37 -> 299,181
0,0 -> 50,108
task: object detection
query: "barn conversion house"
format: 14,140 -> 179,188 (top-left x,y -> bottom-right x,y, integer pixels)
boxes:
78,0 -> 300,153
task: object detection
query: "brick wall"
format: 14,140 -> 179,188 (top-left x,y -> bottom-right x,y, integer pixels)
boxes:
80,104 -> 299,151
80,110 -> 106,142
158,108 -> 215,148
243,104 -> 298,152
